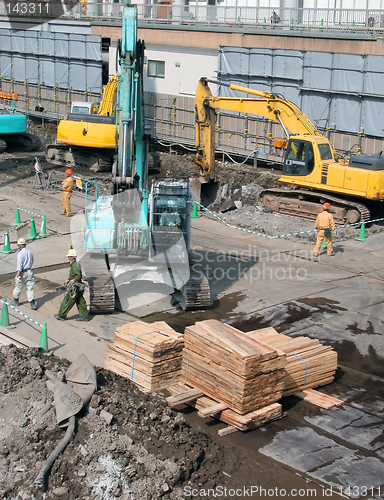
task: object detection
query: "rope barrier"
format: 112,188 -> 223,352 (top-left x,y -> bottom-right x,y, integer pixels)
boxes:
130,328 -> 173,381
292,352 -> 308,390
18,208 -> 44,219
0,222 -> 29,241
1,299 -> 44,330
196,201 -> 384,240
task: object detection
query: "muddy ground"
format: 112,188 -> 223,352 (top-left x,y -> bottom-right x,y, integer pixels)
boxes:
0,345 -> 231,499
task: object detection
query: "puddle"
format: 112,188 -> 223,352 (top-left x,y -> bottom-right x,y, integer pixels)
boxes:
228,296 -> 346,333
144,291 -> 247,333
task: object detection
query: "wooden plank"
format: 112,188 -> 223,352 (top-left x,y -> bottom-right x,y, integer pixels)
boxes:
218,426 -> 238,437
106,344 -> 182,376
198,403 -> 229,418
293,389 -> 344,409
166,389 -> 204,407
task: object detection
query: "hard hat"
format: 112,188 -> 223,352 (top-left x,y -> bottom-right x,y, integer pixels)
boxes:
17,238 -> 26,245
323,202 -> 330,210
66,249 -> 77,257
167,199 -> 177,207
65,169 -> 72,175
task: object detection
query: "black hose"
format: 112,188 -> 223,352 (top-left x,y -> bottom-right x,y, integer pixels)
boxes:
34,415 -> 76,490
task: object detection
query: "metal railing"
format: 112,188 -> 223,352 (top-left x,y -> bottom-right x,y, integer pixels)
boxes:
1,2 -> 384,34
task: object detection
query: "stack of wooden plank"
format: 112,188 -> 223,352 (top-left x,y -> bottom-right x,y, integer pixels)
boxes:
167,383 -> 282,432
181,320 -> 287,415
244,327 -> 338,397
104,321 -> 183,392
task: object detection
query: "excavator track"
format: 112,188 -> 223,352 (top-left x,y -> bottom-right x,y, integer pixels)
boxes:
260,188 -> 371,224
3,133 -> 41,151
46,144 -> 113,172
81,254 -> 115,313
0,139 -> 6,153
176,259 -> 211,311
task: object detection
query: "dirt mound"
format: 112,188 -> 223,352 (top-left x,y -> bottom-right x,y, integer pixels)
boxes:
0,345 -> 227,499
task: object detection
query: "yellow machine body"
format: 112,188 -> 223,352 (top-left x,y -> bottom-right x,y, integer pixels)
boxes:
57,120 -> 116,149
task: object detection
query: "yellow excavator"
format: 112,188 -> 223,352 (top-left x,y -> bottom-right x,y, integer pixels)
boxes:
195,77 -> 384,223
46,76 -> 117,172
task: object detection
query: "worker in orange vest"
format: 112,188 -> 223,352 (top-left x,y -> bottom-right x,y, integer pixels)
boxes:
61,168 -> 74,216
313,202 -> 337,256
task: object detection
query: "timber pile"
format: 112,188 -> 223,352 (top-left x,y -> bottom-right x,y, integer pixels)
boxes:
104,321 -> 183,392
181,320 -> 287,415
167,383 -> 282,432
244,327 -> 338,397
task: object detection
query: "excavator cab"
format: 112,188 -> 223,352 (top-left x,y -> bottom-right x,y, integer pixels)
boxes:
283,139 -> 315,177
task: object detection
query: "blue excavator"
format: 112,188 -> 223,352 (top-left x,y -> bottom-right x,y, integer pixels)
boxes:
79,3 -> 210,313
0,95 -> 40,152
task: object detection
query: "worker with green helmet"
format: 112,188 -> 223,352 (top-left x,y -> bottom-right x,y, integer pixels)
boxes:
55,248 -> 89,321
313,202 -> 337,257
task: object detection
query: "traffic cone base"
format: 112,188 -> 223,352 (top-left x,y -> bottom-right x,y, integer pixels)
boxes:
191,200 -> 199,219
1,302 -> 15,330
39,322 -> 48,352
0,231 -> 11,254
355,221 -> 367,242
29,216 -> 39,240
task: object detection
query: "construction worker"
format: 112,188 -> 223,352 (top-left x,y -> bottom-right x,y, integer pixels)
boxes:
61,169 -> 74,216
313,202 -> 337,256
55,249 -> 89,322
11,238 -> 37,310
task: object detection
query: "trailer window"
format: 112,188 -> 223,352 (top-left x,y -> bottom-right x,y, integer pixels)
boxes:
148,60 -> 165,78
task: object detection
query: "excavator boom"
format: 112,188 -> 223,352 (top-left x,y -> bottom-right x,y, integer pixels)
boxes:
195,77 -> 384,223
195,77 -> 323,178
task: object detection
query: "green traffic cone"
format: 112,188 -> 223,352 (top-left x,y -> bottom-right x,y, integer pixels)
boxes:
12,205 -> 22,226
0,231 -> 11,254
39,322 -> 48,352
191,200 -> 199,219
1,302 -> 15,329
355,221 -> 368,242
39,215 -> 48,237
29,216 -> 39,240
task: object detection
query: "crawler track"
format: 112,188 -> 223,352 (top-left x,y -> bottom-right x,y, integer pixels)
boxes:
260,188 -> 371,224
176,259 -> 211,311
46,144 -> 114,172
80,254 -> 115,313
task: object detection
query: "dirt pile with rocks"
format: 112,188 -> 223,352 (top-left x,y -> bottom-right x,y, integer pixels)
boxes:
0,345 -> 230,500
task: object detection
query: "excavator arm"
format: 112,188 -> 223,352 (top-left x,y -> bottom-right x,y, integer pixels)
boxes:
195,77 -> 324,178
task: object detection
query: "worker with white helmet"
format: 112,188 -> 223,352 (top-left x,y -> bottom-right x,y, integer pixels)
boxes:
313,202 -> 337,257
61,168 -> 74,216
11,238 -> 37,310
54,248 -> 89,321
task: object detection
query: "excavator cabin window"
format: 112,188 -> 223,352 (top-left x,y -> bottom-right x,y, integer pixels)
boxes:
283,139 -> 315,176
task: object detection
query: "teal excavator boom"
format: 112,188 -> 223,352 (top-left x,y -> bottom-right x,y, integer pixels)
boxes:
81,4 -> 210,314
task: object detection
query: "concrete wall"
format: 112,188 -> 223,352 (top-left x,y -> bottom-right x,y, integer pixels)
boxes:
90,24 -> 384,56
